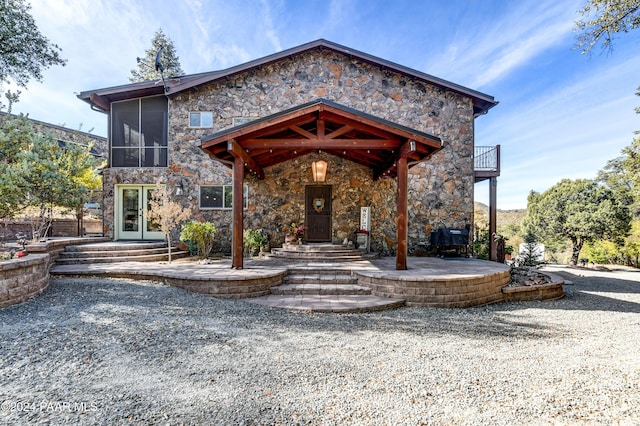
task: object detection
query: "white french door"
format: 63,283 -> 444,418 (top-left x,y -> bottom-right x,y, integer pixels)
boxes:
116,185 -> 165,240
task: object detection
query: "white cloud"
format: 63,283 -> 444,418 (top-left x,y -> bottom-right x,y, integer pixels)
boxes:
476,55 -> 640,209
428,0 -> 583,89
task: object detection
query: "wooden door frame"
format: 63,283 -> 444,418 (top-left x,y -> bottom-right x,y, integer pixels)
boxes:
305,184 -> 332,242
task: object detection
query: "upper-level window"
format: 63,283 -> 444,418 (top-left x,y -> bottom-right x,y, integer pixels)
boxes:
189,112 -> 213,128
111,96 -> 168,167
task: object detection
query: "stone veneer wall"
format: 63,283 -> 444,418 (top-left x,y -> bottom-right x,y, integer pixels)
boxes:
0,111 -> 107,158
102,49 -> 476,254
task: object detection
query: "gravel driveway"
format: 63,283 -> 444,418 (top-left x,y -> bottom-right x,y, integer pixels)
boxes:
1,265 -> 639,425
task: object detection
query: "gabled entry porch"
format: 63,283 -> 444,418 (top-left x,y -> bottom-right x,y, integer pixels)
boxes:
199,99 -> 442,270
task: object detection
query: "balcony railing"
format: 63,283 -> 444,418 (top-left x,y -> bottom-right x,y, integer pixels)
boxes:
474,145 -> 500,172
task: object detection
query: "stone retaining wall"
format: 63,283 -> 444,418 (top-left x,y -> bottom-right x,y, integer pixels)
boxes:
0,237 -> 110,309
501,273 -> 565,303
0,254 -> 49,308
167,274 -> 287,298
356,269 -> 512,308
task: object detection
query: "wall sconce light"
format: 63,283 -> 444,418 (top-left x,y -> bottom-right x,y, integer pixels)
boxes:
312,160 -> 327,183
175,181 -> 184,196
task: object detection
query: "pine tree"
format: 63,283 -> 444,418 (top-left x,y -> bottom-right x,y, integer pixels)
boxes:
129,28 -> 184,82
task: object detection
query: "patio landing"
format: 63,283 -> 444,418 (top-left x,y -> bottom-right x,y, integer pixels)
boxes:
51,255 -> 514,312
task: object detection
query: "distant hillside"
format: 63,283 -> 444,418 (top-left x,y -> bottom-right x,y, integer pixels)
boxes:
474,202 -> 527,237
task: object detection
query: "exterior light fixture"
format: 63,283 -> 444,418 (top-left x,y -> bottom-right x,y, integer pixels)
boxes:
312,160 -> 327,183
175,181 -> 184,196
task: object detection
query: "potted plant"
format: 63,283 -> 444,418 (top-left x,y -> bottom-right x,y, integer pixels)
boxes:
244,228 -> 268,256
354,229 -> 369,250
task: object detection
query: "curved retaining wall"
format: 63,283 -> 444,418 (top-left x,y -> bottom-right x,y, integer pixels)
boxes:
0,254 -> 49,308
356,269 -> 511,308
501,272 -> 565,303
53,267 -> 289,299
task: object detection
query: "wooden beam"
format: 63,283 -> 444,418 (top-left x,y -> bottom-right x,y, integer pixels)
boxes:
317,118 -> 325,138
242,138 -> 400,150
374,140 -> 416,180
227,139 -> 265,179
326,125 -> 353,139
320,109 -> 441,149
288,125 -> 317,140
200,111 -> 318,149
232,156 -> 244,269
396,156 -> 408,270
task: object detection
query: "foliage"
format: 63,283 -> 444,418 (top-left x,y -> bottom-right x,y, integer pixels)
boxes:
618,219 -> 640,267
146,180 -> 191,263
243,229 -> 268,256
518,230 -> 542,267
473,202 -> 490,259
574,0 -> 640,54
0,0 -> 66,108
180,221 -> 217,259
523,179 -> 631,265
130,28 -> 184,82
0,114 -> 102,239
473,223 -> 490,260
583,240 -> 621,264
599,88 -> 640,216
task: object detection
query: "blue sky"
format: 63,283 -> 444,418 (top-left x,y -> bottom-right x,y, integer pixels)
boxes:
5,0 -> 639,209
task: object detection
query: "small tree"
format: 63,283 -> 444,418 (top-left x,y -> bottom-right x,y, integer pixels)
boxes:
130,28 -> 184,82
519,230 -> 541,267
0,115 -> 102,240
146,179 -> 191,263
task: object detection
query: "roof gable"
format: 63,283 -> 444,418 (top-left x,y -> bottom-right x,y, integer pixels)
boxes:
78,39 -> 497,116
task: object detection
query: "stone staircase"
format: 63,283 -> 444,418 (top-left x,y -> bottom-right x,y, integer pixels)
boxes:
250,263 -> 405,313
267,243 -> 377,262
272,266 -> 370,295
55,241 -> 189,265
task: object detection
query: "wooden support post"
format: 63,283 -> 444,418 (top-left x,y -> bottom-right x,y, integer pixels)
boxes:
396,156 -> 408,270
489,176 -> 497,262
232,156 -> 244,269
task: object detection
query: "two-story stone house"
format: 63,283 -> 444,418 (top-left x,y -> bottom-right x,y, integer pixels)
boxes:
78,39 -> 499,269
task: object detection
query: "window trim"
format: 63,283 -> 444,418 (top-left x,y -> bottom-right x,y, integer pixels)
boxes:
189,111 -> 214,128
199,184 -> 248,210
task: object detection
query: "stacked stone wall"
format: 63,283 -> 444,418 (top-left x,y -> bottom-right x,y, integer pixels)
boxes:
104,49 -> 475,253
0,255 -> 49,309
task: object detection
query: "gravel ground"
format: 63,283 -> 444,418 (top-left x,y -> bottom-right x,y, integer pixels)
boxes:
1,265 -> 639,425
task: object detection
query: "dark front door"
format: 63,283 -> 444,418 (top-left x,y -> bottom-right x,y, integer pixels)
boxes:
305,185 -> 332,242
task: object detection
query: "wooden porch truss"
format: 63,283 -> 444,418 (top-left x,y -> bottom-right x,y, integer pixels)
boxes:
199,99 -> 443,270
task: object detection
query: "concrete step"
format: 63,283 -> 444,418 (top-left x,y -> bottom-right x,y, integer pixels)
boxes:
267,251 -> 376,262
58,247 -> 174,259
282,273 -> 358,285
63,242 -> 168,252
54,250 -> 189,264
271,283 -> 371,296
243,294 -> 405,313
279,243 -> 360,252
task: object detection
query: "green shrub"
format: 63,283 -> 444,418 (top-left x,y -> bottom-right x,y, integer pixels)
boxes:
180,221 -> 217,259
243,229 -> 268,256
